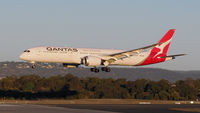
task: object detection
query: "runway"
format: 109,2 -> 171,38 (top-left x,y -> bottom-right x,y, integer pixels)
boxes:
0,104 -> 116,113
51,104 -> 200,113
0,104 -> 200,113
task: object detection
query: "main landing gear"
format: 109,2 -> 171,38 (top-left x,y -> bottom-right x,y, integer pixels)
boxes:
90,68 -> 99,73
90,67 -> 111,73
101,67 -> 111,72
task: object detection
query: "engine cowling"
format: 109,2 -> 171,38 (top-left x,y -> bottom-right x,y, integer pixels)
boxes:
83,56 -> 102,66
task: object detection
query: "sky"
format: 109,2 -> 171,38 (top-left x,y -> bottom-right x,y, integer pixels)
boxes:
0,0 -> 199,71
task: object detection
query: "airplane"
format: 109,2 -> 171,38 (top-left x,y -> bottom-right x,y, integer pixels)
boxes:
20,29 -> 186,73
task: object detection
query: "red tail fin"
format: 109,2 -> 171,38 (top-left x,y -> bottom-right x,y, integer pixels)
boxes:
158,29 -> 175,43
152,29 -> 175,57
140,29 -> 175,65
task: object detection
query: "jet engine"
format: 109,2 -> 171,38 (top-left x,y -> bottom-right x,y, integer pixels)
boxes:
82,56 -> 102,66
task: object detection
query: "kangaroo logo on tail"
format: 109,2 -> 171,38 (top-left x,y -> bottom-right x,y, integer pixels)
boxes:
151,29 -> 175,58
153,38 -> 172,58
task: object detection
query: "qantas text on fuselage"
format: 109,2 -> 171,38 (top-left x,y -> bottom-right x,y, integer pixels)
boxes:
20,29 -> 186,72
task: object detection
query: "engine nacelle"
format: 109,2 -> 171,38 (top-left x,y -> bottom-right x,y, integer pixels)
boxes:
83,56 -> 102,66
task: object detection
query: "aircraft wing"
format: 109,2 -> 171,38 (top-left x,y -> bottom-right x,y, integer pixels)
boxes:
103,42 -> 163,65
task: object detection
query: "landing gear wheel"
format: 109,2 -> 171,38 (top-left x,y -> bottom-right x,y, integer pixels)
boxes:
90,68 -> 99,73
31,64 -> 36,69
101,67 -> 107,71
101,67 -> 111,72
105,67 -> 111,72
94,68 -> 99,73
90,68 -> 95,72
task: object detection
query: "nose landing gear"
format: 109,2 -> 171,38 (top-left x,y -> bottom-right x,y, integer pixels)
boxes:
31,64 -> 36,69
30,61 -> 36,69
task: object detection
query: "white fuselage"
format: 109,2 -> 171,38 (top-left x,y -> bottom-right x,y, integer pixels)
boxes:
20,46 -> 151,66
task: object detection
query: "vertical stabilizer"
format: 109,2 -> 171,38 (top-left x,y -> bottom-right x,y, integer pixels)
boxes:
140,29 -> 175,65
154,29 -> 175,56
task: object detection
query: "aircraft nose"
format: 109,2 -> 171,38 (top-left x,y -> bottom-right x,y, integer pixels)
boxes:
20,53 -> 26,60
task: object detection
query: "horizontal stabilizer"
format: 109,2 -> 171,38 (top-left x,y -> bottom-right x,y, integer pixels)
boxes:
160,54 -> 187,59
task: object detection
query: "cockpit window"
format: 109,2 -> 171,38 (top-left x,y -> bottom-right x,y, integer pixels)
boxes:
24,50 -> 30,52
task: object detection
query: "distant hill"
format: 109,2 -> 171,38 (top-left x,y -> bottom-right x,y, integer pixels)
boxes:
0,62 -> 200,82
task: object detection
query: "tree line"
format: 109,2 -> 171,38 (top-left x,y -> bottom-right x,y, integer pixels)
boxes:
0,74 -> 199,100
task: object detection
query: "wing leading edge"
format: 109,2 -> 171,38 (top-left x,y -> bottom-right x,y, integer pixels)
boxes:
103,42 -> 164,66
